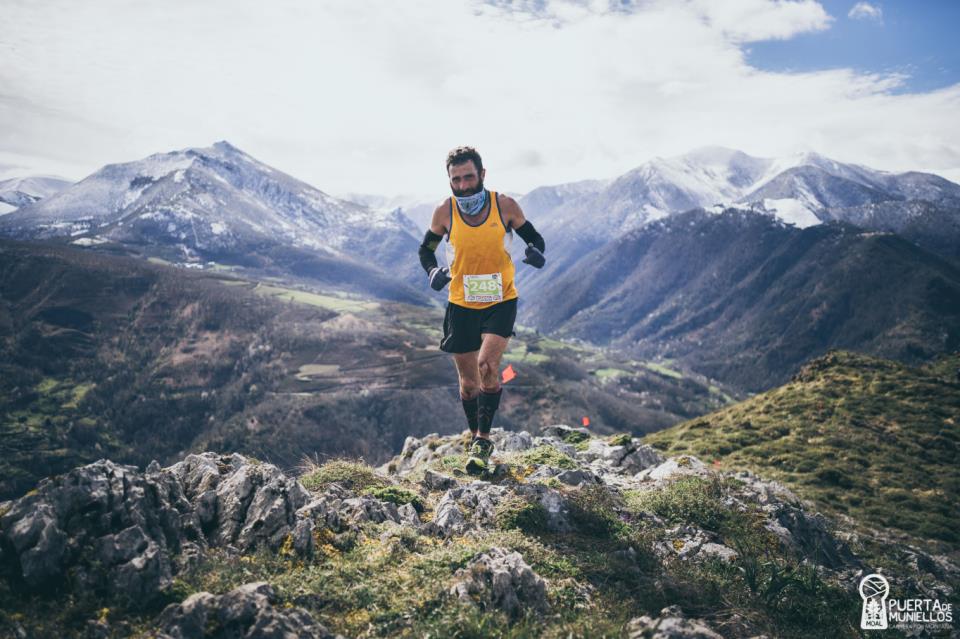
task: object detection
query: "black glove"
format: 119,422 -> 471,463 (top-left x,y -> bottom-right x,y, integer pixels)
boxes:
428,266 -> 451,290
522,243 -> 545,268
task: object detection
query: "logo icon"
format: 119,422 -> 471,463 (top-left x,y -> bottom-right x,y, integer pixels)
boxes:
860,574 -> 889,630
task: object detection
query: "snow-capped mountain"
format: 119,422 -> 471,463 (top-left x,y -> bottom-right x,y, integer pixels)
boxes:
0,175 -> 73,213
525,146 -> 960,246
341,193 -> 439,231
513,147 -> 960,305
0,142 -> 427,302
519,178 -> 610,220
530,146 -> 960,238
551,147 -> 960,232
524,147 -> 776,244
0,142 -> 416,248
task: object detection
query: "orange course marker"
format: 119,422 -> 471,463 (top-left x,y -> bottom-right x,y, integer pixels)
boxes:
501,364 -> 517,384
582,416 -> 590,427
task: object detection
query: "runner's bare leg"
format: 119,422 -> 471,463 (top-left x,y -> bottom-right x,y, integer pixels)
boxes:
453,351 -> 480,436
475,333 -> 509,439
453,351 -> 481,396
478,333 -> 509,391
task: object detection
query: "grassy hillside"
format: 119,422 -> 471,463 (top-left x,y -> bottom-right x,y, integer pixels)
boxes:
643,350 -> 960,548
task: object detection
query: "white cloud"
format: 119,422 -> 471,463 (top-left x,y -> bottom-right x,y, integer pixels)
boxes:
848,2 -> 883,22
1,0 -> 957,200
690,0 -> 832,42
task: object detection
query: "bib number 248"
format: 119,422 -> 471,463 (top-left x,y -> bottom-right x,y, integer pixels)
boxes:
463,273 -> 503,303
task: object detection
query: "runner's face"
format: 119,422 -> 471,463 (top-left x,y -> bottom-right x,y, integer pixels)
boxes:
448,161 -> 485,196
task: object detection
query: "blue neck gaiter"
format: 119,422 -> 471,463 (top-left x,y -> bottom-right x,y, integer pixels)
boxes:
456,189 -> 488,216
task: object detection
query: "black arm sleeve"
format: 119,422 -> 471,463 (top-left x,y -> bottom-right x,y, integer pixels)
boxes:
514,220 -> 545,253
418,229 -> 443,274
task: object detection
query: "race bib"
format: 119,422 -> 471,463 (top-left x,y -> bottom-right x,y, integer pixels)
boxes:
463,272 -> 503,303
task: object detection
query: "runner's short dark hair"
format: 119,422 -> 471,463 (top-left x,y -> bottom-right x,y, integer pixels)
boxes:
446,146 -> 483,174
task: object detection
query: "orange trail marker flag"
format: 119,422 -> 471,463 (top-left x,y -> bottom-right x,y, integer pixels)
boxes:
501,364 -> 517,384
582,416 -> 590,427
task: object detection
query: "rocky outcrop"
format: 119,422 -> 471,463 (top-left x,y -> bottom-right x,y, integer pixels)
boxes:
449,547 -> 549,618
2,424 -> 957,638
636,455 -> 709,482
395,427 -> 866,578
423,480 -> 575,538
168,453 -> 311,550
625,605 -> 725,639
0,459 -> 198,598
424,483 -> 509,537
654,525 -> 738,563
154,582 -> 342,639
389,425 -> 665,481
0,453 -> 312,603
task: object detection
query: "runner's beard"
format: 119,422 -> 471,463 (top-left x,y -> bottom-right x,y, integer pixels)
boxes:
452,178 -> 484,197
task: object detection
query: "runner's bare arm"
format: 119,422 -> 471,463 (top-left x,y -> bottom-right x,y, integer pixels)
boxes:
498,195 -> 526,229
430,199 -> 450,236
500,195 -> 544,254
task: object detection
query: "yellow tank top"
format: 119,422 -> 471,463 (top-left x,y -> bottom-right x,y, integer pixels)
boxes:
447,191 -> 518,309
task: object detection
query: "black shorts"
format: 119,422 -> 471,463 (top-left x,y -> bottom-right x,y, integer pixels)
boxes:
440,298 -> 517,354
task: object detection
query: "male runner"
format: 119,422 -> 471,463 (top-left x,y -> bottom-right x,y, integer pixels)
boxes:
418,146 -> 546,474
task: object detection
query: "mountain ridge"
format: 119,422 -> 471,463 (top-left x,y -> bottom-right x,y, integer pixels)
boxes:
0,141 -> 428,302
521,208 -> 960,391
0,175 -> 72,212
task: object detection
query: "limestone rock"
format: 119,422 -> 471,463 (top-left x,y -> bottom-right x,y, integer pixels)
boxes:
636,456 -> 709,482
296,499 -> 342,531
698,542 -> 738,563
626,605 -> 724,639
0,454 -> 314,605
423,469 -> 456,491
498,430 -> 534,452
449,547 -> 548,618
425,488 -> 472,538
339,496 -> 401,527
0,459 -> 196,600
424,488 -> 507,537
153,581 -> 340,639
397,502 -> 420,526
514,483 -> 574,533
538,424 -> 589,441
658,525 -> 709,560
619,445 -> 665,474
555,468 -> 603,486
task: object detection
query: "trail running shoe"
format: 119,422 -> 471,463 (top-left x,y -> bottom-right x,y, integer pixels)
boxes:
465,437 -> 494,475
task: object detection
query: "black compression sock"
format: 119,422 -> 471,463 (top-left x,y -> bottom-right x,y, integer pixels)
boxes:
477,388 -> 502,435
462,396 -> 479,433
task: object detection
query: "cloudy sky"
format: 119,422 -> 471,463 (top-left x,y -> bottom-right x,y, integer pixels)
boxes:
2,0 -> 958,198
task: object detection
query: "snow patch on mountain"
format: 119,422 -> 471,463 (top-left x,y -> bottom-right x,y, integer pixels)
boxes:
761,198 -> 821,228
71,236 -> 109,246
0,175 -> 73,209
644,203 -> 669,221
